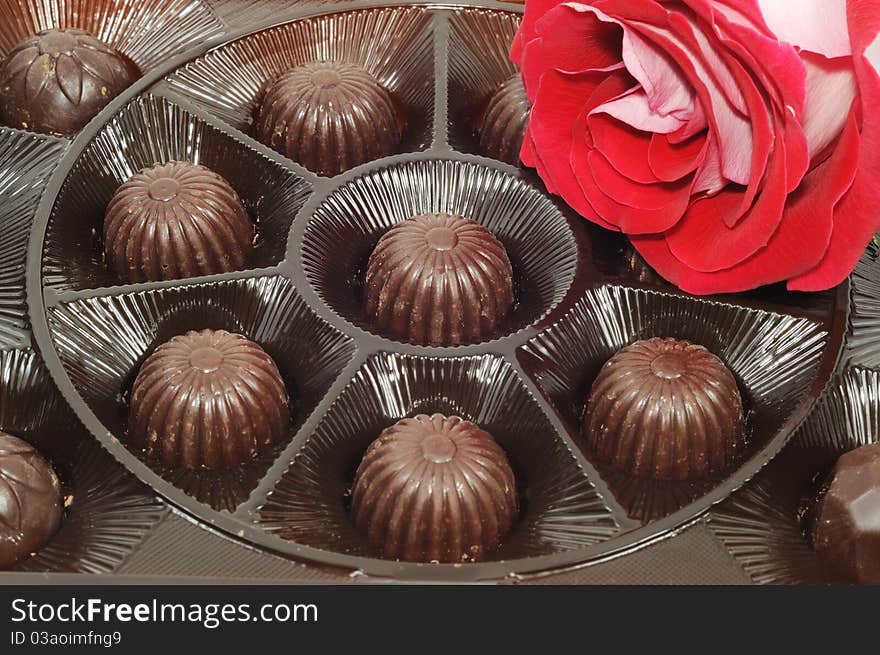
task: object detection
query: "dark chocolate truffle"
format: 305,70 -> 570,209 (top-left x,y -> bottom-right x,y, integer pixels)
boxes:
103,161 -> 253,283
0,432 -> 62,569
254,61 -> 401,176
351,414 -> 518,563
129,329 -> 290,470
584,337 -> 744,480
812,443 -> 880,584
0,28 -> 133,136
477,74 -> 530,165
364,213 -> 514,346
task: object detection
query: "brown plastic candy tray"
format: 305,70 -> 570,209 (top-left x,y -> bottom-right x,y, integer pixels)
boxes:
1,1 -> 860,581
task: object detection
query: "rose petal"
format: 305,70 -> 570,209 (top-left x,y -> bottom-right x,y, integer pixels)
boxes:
592,86 -> 686,133
757,0 -> 852,58
648,131 -> 708,181
533,3 -> 623,73
587,149 -> 693,209
589,113 -> 662,183
528,67 -> 621,229
633,105 -> 861,294
801,52 -> 858,162
790,0 -> 880,290
665,116 -> 789,272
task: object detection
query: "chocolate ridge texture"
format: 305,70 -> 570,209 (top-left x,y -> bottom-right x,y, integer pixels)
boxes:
129,329 -> 290,470
364,212 -> 514,345
583,337 -> 744,480
103,161 -> 254,283
254,61 -> 401,176
351,413 -> 518,563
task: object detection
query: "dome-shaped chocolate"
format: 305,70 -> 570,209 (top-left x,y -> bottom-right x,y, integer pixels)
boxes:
583,338 -> 744,480
0,28 -> 134,136
103,161 -> 253,283
351,414 -> 518,563
364,213 -> 514,346
0,433 -> 62,569
812,443 -> 880,584
254,61 -> 401,176
477,74 -> 529,165
129,329 -> 290,470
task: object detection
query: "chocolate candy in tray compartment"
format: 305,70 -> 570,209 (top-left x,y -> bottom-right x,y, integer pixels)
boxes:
811,443 -> 880,584
0,432 -> 63,569
129,329 -> 290,470
103,161 -> 254,283
254,61 -> 402,176
351,414 -> 518,563
0,28 -> 134,136
476,74 -> 529,165
364,213 -> 514,346
584,338 -> 745,481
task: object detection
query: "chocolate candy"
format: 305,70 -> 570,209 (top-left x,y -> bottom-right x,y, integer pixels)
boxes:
351,414 -> 518,563
129,329 -> 290,470
103,161 -> 253,283
0,28 -> 133,136
584,337 -> 744,480
254,61 -> 401,176
0,433 -> 62,569
364,213 -> 514,346
812,442 -> 880,584
477,74 -> 529,164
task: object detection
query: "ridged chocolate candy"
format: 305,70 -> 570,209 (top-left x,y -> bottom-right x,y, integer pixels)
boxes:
477,74 -> 530,164
129,329 -> 290,470
583,338 -> 744,480
351,414 -> 518,563
254,61 -> 401,176
0,433 -> 62,569
364,213 -> 514,346
813,443 -> 880,584
103,161 -> 253,283
0,28 -> 134,136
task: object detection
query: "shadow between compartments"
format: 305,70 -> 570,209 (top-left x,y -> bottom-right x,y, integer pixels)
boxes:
446,7 -> 521,155
518,285 -> 829,523
0,349 -> 167,573
0,129 -> 66,349
164,5 -> 436,168
709,367 -> 880,585
301,159 -> 579,345
45,276 -> 357,512
255,352 -> 619,561
41,94 -> 313,294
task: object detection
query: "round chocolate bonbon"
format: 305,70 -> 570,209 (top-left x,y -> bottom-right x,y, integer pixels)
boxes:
477,74 -> 529,165
364,213 -> 514,346
351,413 -> 518,563
0,28 -> 133,136
0,432 -> 63,569
103,161 -> 253,283
254,61 -> 401,176
812,442 -> 880,584
583,337 -> 744,480
129,329 -> 290,470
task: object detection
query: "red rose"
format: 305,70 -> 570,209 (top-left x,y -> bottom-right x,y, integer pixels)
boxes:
512,0 -> 880,293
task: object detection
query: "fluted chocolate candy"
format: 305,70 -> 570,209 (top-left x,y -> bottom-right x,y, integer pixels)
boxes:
364,213 -> 514,346
129,329 -> 290,470
812,443 -> 880,584
351,414 -> 518,563
477,74 -> 529,164
103,161 -> 253,283
584,338 -> 744,480
254,61 -> 401,176
0,28 -> 133,136
0,433 -> 62,569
